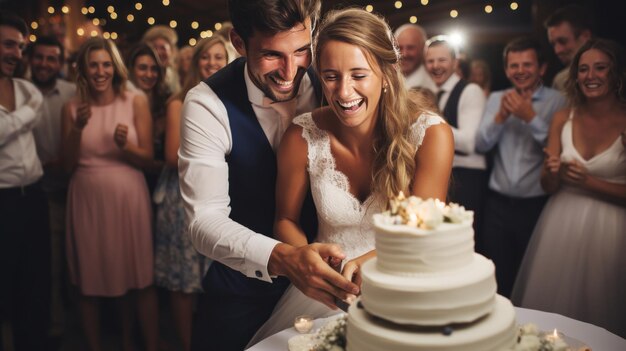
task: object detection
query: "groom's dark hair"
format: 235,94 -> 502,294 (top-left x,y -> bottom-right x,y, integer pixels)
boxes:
228,0 -> 321,45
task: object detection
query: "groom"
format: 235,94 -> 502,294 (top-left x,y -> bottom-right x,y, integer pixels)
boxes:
179,1 -> 359,350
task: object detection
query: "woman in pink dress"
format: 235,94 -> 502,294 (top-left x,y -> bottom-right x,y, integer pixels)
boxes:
61,38 -> 157,351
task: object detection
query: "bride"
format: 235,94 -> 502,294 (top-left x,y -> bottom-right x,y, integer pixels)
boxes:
248,8 -> 454,346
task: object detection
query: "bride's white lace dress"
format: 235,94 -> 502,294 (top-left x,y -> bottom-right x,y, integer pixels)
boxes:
247,112 -> 444,347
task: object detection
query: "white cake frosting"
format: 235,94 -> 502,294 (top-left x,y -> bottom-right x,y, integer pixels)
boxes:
373,214 -> 474,274
344,195 -> 516,351
347,295 -> 518,351
361,254 -> 497,325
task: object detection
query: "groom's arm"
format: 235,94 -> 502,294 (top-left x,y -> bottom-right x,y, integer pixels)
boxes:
179,82 -> 280,282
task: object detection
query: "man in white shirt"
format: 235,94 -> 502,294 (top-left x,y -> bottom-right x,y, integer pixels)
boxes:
28,35 -> 76,336
0,12 -> 50,351
424,35 -> 488,246
394,23 -> 437,92
179,1 -> 358,350
544,5 -> 592,91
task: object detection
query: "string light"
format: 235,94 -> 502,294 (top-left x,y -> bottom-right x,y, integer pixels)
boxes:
214,23 -> 222,30
170,20 -> 178,28
410,16 -> 417,23
103,32 -> 111,39
110,12 -> 118,20
88,6 -> 95,14
510,2 -> 519,10
77,28 -> 85,36
394,1 -> 403,9
191,21 -> 199,29
450,9 -> 459,18
135,3 -> 143,11
365,5 -> 373,12
31,21 -> 38,30
127,14 -> 135,22
162,0 -> 170,6
421,0 -> 429,5
47,6 -> 55,14
189,38 -> 197,46
90,30 -> 98,37
485,5 -> 493,13
111,32 -> 118,40
29,34 -> 37,42
107,6 -> 115,13
61,6 -> 70,14
92,18 -> 100,26
147,17 -> 155,25
81,7 -> 88,15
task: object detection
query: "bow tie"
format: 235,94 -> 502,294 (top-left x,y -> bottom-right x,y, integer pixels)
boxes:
262,96 -> 298,119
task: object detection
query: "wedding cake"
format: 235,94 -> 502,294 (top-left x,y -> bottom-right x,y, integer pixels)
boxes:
345,194 -> 518,351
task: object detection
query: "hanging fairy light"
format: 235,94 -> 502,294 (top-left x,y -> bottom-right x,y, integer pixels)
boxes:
510,2 -> 519,10
365,5 -> 373,12
485,5 -> 493,13
450,10 -> 459,18
410,16 -> 417,24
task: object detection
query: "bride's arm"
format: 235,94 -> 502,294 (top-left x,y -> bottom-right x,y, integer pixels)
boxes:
274,123 -> 310,248
411,122 -> 455,200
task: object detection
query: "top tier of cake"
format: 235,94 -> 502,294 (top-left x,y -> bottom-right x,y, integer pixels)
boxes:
372,193 -> 474,275
374,215 -> 474,275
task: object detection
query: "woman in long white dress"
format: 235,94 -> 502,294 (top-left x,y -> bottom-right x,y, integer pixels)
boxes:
248,8 -> 454,346
512,38 -> 626,338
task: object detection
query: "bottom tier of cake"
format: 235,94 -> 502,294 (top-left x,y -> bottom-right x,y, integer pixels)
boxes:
346,295 -> 517,351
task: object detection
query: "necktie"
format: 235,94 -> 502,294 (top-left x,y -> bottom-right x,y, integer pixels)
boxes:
436,90 -> 445,104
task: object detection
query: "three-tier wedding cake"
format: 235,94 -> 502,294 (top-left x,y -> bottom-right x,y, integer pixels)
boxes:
345,194 -> 518,351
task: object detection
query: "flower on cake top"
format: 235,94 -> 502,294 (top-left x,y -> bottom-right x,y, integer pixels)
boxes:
382,192 -> 472,229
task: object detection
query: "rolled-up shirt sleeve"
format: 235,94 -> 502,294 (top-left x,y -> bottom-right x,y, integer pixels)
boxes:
178,82 -> 279,283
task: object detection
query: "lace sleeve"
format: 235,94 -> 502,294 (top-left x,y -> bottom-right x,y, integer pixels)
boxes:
410,112 -> 446,149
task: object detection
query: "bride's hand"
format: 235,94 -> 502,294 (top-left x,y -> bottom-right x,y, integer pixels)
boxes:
341,250 -> 377,292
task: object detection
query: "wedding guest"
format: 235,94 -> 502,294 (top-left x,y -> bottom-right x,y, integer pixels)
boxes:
469,59 -> 492,97
476,37 -> 567,297
127,43 -> 171,191
394,23 -> 436,91
425,35 -> 487,243
61,37 -> 158,351
154,36 -> 229,351
513,38 -> 626,338
177,45 -> 193,87
179,1 -> 359,350
249,8 -> 454,344
545,4 -> 593,91
142,25 -> 180,94
0,12 -> 50,350
28,35 -> 76,337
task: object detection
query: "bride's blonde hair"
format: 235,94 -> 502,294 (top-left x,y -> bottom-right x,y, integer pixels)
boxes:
313,8 -> 425,199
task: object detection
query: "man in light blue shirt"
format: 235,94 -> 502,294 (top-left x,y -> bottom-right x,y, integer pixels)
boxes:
476,37 -> 567,297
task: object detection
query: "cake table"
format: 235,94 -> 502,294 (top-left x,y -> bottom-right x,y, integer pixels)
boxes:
246,307 -> 626,351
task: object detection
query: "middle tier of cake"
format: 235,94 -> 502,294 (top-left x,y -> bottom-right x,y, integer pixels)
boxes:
360,253 -> 497,326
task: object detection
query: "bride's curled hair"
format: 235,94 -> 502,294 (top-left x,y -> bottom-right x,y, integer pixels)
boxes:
313,8 -> 425,200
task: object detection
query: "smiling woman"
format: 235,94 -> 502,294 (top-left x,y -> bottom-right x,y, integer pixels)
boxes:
60,37 -> 160,351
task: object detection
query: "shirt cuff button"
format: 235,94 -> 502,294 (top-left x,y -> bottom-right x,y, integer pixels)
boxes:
255,270 -> 263,278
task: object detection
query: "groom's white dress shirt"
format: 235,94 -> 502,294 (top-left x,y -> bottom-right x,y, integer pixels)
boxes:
179,63 -> 316,282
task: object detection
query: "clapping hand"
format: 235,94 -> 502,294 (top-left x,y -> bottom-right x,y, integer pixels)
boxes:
543,148 -> 561,175
114,123 -> 129,149
561,159 -> 588,186
502,89 -> 535,123
75,103 -> 91,130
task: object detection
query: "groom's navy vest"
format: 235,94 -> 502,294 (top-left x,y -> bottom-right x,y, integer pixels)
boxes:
203,57 -> 320,296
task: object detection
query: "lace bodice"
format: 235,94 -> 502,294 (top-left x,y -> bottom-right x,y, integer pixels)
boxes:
293,112 -> 445,260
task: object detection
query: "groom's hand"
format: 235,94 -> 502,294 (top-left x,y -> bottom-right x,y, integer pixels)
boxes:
269,243 -> 360,309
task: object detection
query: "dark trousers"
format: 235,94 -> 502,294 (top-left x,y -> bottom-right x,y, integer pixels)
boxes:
480,190 -> 548,298
190,286 -> 284,351
449,167 -> 488,253
0,182 -> 51,351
